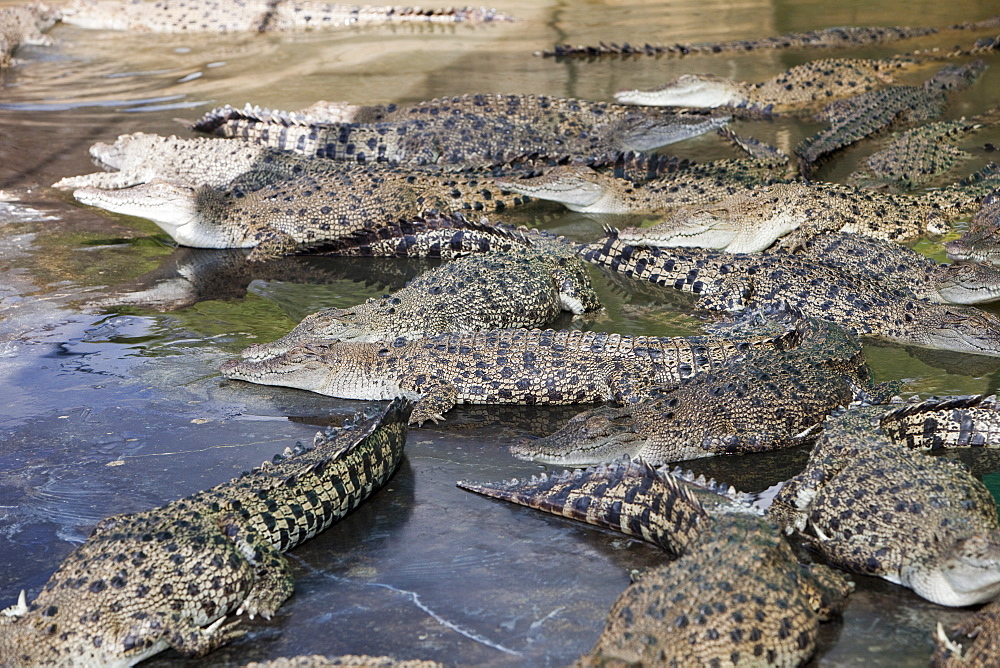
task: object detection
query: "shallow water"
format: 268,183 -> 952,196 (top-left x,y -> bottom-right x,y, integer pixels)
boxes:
4,0 -> 1000,665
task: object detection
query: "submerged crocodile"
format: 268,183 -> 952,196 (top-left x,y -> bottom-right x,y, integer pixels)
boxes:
71,165 -> 534,260
220,325 -> 800,426
0,2 -> 57,67
945,191 -> 1000,265
459,458 -> 852,666
59,0 -> 512,32
849,118 -> 986,190
240,244 -> 601,357
581,231 -> 1000,356
192,97 -> 730,168
511,316 -> 874,467
608,166 -> 1000,252
0,398 -> 411,665
796,61 -> 987,172
767,405 -> 1000,606
615,57 -> 914,111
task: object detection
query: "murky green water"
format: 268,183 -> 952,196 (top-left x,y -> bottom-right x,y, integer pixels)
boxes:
3,1 -> 1000,665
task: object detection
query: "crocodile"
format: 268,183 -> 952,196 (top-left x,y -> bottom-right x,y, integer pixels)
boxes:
0,398 -> 411,666
71,165 -> 534,260
933,599 -> 1000,666
766,405 -> 1000,606
945,191 -> 1000,265
0,2 -> 57,67
192,98 -> 731,168
458,458 -> 852,666
510,316 -> 874,467
609,165 -> 1000,252
581,231 -> 1000,356
244,656 -> 443,667
239,244 -> 601,357
219,325 -> 802,426
58,0 -> 512,32
796,61 -> 987,173
614,57 -> 915,111
849,118 -> 985,190
876,394 -> 1000,449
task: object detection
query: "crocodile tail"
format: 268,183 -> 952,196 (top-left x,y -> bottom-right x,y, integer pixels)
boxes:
457,457 -> 708,554
878,394 -> 998,450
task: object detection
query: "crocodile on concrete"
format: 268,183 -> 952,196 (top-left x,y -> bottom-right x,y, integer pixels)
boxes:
458,458 -> 852,666
766,404 -> 1000,606
58,0 -> 512,32
581,231 -> 1000,356
945,191 -> 1000,265
191,98 -> 731,168
510,316 -> 875,467
220,325 -> 801,426
614,57 -> 917,111
0,2 -> 57,67
609,165 -> 1000,252
70,165 -> 534,260
239,244 -> 601,357
0,398 -> 411,666
796,61 -> 987,173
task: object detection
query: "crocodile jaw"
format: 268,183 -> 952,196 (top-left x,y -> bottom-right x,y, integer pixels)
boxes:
510,405 -> 646,466
931,263 -> 1000,305
617,114 -> 731,152
620,209 -> 800,253
615,75 -> 749,108
74,181 -> 248,249
905,306 -> 1000,358
906,534 -> 1000,606
495,167 -> 608,210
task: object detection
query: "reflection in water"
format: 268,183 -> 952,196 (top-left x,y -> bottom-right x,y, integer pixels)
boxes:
3,0 -> 1000,665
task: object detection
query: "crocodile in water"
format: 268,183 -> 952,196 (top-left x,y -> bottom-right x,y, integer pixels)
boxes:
766,405 -> 1000,606
220,325 -> 801,426
191,97 -> 730,168
58,0 -> 512,32
458,458 -> 852,666
71,165 -> 535,260
240,244 -> 601,357
511,316 -> 874,467
614,57 -> 915,111
796,61 -> 986,173
581,231 -> 1000,356
945,191 -> 1000,265
0,398 -> 411,665
608,165 -> 1000,252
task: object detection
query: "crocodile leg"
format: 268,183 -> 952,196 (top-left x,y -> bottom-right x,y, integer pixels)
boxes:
220,513 -> 295,620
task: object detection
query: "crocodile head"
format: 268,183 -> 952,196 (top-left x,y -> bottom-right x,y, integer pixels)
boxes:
510,403 -> 647,466
240,307 -> 390,361
903,304 -> 1000,357
615,73 -> 751,108
931,262 -> 1000,304
908,531 -> 1000,606
614,113 -> 731,152
88,132 -> 162,172
74,180 -> 244,249
221,341 -> 407,400
494,166 -> 617,212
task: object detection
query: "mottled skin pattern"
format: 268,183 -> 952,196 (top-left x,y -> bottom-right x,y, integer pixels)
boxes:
512,317 -> 872,467
192,99 -> 730,168
615,57 -> 912,111
946,192 -> 1000,265
933,598 -> 1000,666
244,656 -> 443,667
0,399 -> 412,666
767,406 -> 1000,606
495,159 -> 787,215
796,61 -> 986,172
618,165 -> 1000,253
72,166 -> 531,260
0,2 -> 57,67
878,394 -> 1000,449
59,0 -> 511,32
240,245 -> 601,357
458,459 -> 852,666
581,232 -> 1000,356
220,326 -> 800,426
802,233 -> 1000,305
850,119 -> 983,190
